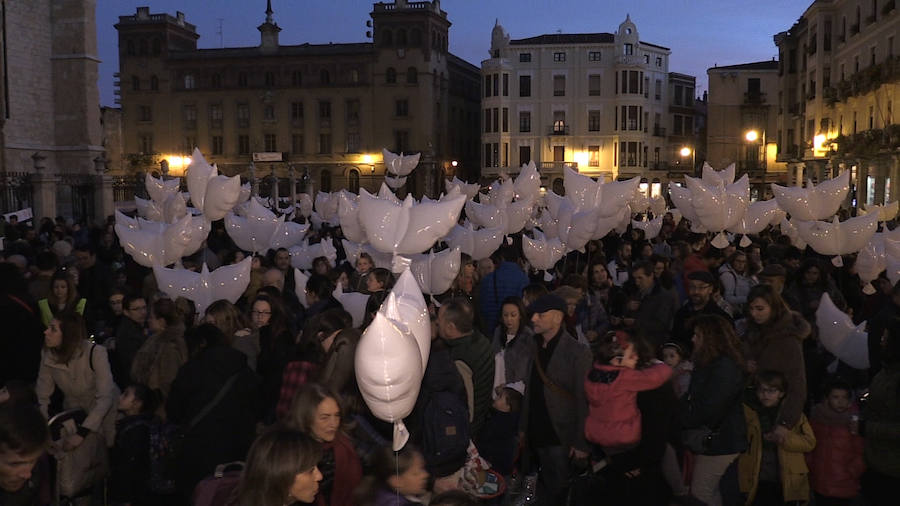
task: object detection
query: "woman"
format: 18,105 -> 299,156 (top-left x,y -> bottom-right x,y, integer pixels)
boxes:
315,316 -> 359,399
783,258 -> 846,320
131,298 -> 188,402
680,314 -> 748,506
446,253 -> 478,302
587,258 -> 624,332
287,383 -> 363,506
742,284 -> 810,437
718,251 -> 756,311
251,294 -> 296,423
206,299 -> 258,371
350,252 -> 375,293
233,428 -> 323,506
36,312 -> 118,448
38,270 -> 86,327
491,296 -> 534,390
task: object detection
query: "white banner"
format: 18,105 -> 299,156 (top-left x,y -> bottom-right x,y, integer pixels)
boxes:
3,207 -> 33,222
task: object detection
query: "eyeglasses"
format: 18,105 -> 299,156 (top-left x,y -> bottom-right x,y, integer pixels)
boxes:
251,310 -> 272,316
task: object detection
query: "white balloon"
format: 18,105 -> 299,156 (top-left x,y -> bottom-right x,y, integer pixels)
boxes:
382,148 -> 421,177
154,256 -> 253,318
523,232 -> 566,271
333,284 -> 370,328
359,191 -> 465,255
632,215 -> 664,240
185,148 -> 216,211
795,212 -> 880,257
856,238 -> 886,291
385,175 -> 408,189
288,239 -> 337,270
861,201 -> 900,222
202,175 -> 242,221
238,183 -> 252,204
337,194 -> 367,244
464,199 -> 502,229
772,171 -> 850,221
815,293 -> 869,369
294,268 -> 309,307
686,174 -> 750,233
115,214 -> 193,267
135,196 -> 164,222
668,184 -> 703,231
701,162 -> 736,186
780,217 -> 808,250
182,216 -> 211,257
145,173 -> 181,205
649,196 -> 667,217
443,223 -> 504,262
598,177 -> 641,217
513,161 -> 541,202
445,177 -> 480,200
409,247 -> 461,295
115,210 -> 139,231
592,207 -> 629,240
563,168 -> 599,212
504,195 -> 535,236
315,192 -> 340,225
728,199 -> 784,235
543,191 -> 569,221
488,177 -> 515,207
342,239 -> 394,270
563,208 -> 599,253
163,193 -> 188,223
384,270 -> 431,372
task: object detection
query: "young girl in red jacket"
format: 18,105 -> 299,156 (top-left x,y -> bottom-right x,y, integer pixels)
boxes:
807,380 -> 865,506
584,330 -> 672,452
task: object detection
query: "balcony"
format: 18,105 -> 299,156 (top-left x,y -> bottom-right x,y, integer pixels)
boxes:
743,92 -> 767,105
653,126 -> 666,137
539,161 -> 578,172
549,124 -> 570,136
788,103 -> 800,115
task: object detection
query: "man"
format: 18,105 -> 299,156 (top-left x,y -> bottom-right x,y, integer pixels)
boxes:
0,401 -> 50,505
437,298 -> 495,439
26,252 -> 57,302
672,270 -> 733,347
273,248 -> 292,274
478,246 -> 529,335
73,245 -> 112,329
628,262 -> 676,346
520,294 -> 591,505
113,295 -> 147,387
607,241 -> 632,287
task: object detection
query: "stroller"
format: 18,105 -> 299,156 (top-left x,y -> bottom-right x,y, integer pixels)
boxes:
47,409 -> 108,506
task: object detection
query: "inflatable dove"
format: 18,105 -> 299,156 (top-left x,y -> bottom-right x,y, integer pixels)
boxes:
772,171 -> 850,221
358,190 -> 465,256
382,148 -> 421,177
815,293 -> 869,369
795,212 -> 879,265
153,256 -> 253,317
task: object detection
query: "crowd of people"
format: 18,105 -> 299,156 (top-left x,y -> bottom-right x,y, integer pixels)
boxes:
0,209 -> 898,506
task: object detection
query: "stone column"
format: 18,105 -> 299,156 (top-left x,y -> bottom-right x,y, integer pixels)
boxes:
289,165 -> 297,211
873,160 -> 887,205
889,155 -> 899,203
30,152 -> 59,223
94,156 -> 115,224
856,162 -> 869,207
249,162 -> 258,196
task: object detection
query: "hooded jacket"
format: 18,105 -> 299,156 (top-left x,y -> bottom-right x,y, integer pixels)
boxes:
807,402 -> 865,499
130,322 -> 187,398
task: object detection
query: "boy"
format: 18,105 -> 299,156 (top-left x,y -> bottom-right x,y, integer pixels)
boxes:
738,370 -> 816,505
807,381 -> 864,506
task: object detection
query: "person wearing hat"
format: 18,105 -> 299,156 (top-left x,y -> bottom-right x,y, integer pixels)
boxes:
671,270 -> 733,348
519,294 -> 592,504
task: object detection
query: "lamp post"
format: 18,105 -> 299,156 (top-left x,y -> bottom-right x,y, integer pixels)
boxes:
680,146 -> 695,175
745,129 -> 765,172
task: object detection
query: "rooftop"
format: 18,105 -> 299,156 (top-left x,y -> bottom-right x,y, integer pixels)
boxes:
709,60 -> 779,71
167,42 -> 375,60
509,33 -> 669,50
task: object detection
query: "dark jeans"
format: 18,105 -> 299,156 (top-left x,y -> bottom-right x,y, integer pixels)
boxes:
531,445 -> 571,506
861,469 -> 895,506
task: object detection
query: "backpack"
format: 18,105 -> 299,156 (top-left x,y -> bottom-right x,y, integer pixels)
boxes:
192,462 -> 244,506
146,420 -> 181,495
421,390 -> 470,471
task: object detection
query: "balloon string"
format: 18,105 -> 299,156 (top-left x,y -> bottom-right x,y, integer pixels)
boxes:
394,451 -> 401,503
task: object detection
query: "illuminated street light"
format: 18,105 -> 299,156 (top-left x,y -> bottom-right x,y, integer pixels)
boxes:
680,146 -> 692,157
745,130 -> 759,142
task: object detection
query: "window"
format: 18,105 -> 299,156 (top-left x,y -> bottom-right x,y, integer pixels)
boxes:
588,111 -> 602,131
139,105 -> 152,122
292,134 -> 303,154
381,29 -> 393,47
152,38 -> 161,55
484,109 -> 491,133
674,85 -> 684,105
127,40 -> 135,56
291,102 -> 304,124
619,141 -> 639,166
519,145 -> 531,167
519,75 -> 531,97
319,101 -> 331,124
519,111 -> 531,133
485,143 -> 492,167
492,74 -> 499,96
238,135 -> 250,155
484,76 -> 491,97
406,67 -> 418,84
346,132 -> 360,153
237,103 -> 250,128
644,54 -> 650,64
503,74 -> 509,96
184,74 -> 195,89
656,56 -> 662,67
150,75 -> 158,91
320,170 -> 332,193
212,136 -> 223,155
183,105 -> 196,129
320,70 -> 330,85
263,134 -> 277,152
553,75 -> 566,96
397,29 -> 407,46
589,75 -> 602,96
132,76 -> 140,91
492,108 -> 499,133
319,134 -> 332,154
589,51 -> 601,62
624,43 -> 633,55
211,73 -> 222,88
520,52 -> 532,62
139,39 -> 148,56
411,29 -> 422,46
386,67 -> 397,84
139,134 -> 153,153
621,105 -> 639,130
673,115 -> 683,136
346,99 -> 360,123
685,87 -> 694,106
292,70 -> 302,87
655,79 -> 662,100
394,130 -> 409,153
395,99 -> 409,117
553,52 -> 566,62
588,145 -> 600,167
348,169 -> 360,194
265,72 -> 275,87
238,72 -> 248,87
553,111 -> 566,133
502,108 -> 508,132
184,136 -> 195,152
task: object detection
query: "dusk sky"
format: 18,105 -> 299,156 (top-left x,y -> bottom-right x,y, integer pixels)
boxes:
96,0 -> 809,107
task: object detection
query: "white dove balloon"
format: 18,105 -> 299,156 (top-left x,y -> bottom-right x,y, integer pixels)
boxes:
443,223 -> 504,262
728,199 -> 785,247
333,284 -> 371,328
668,184 -> 705,232
182,216 -> 212,257
649,196 -> 667,217
185,148 -> 216,210
780,217 -> 808,250
359,191 -> 465,256
115,214 -> 193,267
686,174 -> 750,238
513,161 -> 541,202
488,177 -> 515,207
445,177 -> 480,200
632,215 -> 664,240
315,192 -> 340,226
795,212 -> 879,265
294,268 -> 309,308
464,199 -> 502,229
385,269 -> 432,372
225,200 -> 298,253
598,177 -> 640,217
384,175 -> 408,189
153,256 -> 253,317
523,231 -> 566,271
592,206 -> 630,240
772,171 -> 850,221
342,239 -> 394,270
237,183 -> 252,204
376,184 -> 403,205
288,239 -> 338,270
135,197 -> 164,222
296,193 -> 313,218
855,238 -> 887,294
503,195 -> 535,236
701,162 -> 736,186
860,201 -> 900,222
382,148 -> 421,177
409,247 -> 461,295
338,194 -> 367,244
815,293 -> 869,369
145,173 -> 181,205
163,193 -> 188,223
200,174 -> 241,221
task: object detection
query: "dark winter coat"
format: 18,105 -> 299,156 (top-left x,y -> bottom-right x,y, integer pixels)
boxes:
0,292 -> 43,386
109,413 -> 155,505
680,355 -> 748,456
444,330 -> 495,439
862,363 -> 900,477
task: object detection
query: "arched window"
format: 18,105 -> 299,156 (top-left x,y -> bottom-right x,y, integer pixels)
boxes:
184,74 -> 195,89
320,69 -> 330,85
381,29 -> 393,47
397,29 -> 408,46
132,75 -> 140,91
386,67 -> 397,84
139,39 -> 148,55
150,75 -> 158,91
406,67 -> 418,84
411,29 -> 422,46
320,169 -> 332,193
152,38 -> 161,55
348,169 -> 360,194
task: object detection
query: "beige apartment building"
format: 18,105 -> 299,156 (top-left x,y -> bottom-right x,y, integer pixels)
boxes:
481,16 -> 700,196
774,0 -> 898,206
707,60 -> 789,199
114,0 -> 481,199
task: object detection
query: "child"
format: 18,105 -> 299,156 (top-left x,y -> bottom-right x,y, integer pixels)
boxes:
661,342 -> 693,398
475,385 -> 523,477
584,330 -> 672,451
355,445 -> 429,506
807,380 -> 865,506
738,370 -> 816,505
109,383 -> 158,506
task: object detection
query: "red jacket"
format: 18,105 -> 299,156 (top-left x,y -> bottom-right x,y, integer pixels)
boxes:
316,433 -> 363,506
584,362 -> 672,447
806,403 -> 865,499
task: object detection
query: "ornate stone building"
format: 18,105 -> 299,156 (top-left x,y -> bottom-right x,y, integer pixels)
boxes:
114,0 -> 481,199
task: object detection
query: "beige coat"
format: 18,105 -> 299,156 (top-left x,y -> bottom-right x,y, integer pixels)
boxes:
36,340 -> 119,445
130,323 -> 188,398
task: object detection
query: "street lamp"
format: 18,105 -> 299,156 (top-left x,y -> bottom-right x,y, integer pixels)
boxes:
680,146 -> 695,173
745,130 -> 759,142
744,129 -> 765,173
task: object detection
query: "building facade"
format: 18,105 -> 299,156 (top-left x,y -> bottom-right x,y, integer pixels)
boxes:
480,16 -> 700,196
707,61 -> 789,199
114,0 -> 481,199
774,0 -> 898,207
0,0 -> 111,223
